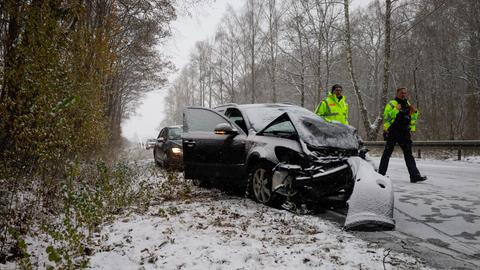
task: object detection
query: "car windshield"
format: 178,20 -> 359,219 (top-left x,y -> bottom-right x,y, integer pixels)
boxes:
168,128 -> 182,140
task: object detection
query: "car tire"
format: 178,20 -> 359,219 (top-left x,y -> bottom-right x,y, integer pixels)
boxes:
154,151 -> 162,166
249,162 -> 282,207
163,153 -> 170,170
192,178 -> 210,188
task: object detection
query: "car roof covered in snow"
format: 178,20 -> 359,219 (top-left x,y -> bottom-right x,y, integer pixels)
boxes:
216,103 -> 318,131
215,103 -> 296,110
215,103 -> 359,150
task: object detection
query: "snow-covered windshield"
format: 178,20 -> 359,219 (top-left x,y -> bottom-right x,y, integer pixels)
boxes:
244,105 -> 359,150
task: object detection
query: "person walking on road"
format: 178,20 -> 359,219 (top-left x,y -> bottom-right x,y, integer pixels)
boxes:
379,87 -> 427,183
315,84 -> 349,125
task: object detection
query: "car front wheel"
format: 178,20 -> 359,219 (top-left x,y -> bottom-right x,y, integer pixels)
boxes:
154,151 -> 161,166
250,163 -> 281,206
162,153 -> 170,169
192,178 -> 210,188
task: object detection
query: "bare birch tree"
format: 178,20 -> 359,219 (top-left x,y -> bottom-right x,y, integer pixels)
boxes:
343,0 -> 391,140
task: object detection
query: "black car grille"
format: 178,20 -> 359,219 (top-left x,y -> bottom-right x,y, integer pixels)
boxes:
309,146 -> 358,158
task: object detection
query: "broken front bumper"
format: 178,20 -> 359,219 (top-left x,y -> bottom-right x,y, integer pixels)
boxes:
272,161 -> 352,200
271,156 -> 395,230
344,157 -> 395,230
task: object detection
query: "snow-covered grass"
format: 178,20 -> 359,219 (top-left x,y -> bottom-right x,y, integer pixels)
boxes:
1,156 -> 433,269
86,165 -> 430,270
0,158 -> 180,269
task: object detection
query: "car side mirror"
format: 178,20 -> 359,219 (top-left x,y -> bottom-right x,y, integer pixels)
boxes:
157,137 -> 165,143
214,123 -> 238,136
146,139 -> 157,150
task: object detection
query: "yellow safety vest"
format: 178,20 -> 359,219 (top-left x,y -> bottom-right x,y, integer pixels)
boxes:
315,92 -> 349,125
383,99 -> 419,132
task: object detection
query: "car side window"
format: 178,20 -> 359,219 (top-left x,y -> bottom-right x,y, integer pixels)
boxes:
157,128 -> 165,139
225,108 -> 248,133
185,108 -> 230,132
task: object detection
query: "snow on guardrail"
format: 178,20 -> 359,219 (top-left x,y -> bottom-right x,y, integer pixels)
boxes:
363,140 -> 480,160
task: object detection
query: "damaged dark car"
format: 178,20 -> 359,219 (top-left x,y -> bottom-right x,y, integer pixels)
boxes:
182,104 -> 395,230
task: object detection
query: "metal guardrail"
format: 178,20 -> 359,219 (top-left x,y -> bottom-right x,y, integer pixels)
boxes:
363,140 -> 480,160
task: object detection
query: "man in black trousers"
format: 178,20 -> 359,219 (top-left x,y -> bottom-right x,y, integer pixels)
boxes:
379,87 -> 427,183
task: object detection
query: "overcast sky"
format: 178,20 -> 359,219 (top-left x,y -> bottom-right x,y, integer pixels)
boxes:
121,0 -> 371,143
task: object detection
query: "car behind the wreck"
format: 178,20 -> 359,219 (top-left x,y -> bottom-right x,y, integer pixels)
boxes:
182,103 -> 394,230
148,125 -> 184,170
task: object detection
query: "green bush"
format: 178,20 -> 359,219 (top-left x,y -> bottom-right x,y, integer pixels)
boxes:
0,158 -> 187,269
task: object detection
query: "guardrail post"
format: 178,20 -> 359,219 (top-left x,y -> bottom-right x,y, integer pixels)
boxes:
458,147 -> 462,160
417,148 -> 421,159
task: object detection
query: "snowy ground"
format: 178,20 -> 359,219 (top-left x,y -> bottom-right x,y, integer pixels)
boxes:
2,153 -> 479,269
87,179 -> 428,270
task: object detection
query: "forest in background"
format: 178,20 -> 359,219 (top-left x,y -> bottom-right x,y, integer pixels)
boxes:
162,0 -> 480,141
0,1 -> 178,266
0,0 -> 175,175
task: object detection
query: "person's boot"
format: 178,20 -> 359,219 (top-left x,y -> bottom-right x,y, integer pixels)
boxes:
410,175 -> 427,183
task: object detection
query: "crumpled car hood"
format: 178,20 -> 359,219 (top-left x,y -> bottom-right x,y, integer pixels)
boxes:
259,112 -> 359,151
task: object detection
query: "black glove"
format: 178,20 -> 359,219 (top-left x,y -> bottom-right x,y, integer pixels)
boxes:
383,131 -> 389,141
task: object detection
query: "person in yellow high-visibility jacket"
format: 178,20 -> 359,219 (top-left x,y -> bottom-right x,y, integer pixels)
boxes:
379,87 -> 427,183
314,84 -> 349,125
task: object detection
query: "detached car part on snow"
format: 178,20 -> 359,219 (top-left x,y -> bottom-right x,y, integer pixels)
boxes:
182,104 -> 395,230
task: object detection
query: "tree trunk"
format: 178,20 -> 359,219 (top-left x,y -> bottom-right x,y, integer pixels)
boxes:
230,46 -> 235,102
268,0 -> 278,103
379,0 -> 392,138
208,67 -> 212,108
249,0 -> 256,103
343,0 -> 391,140
0,1 -> 20,103
343,0 -> 371,137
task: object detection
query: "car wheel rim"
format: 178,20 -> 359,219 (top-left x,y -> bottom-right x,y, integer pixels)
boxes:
253,168 -> 271,203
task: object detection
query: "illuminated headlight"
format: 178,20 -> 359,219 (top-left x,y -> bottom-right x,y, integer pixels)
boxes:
171,147 -> 182,154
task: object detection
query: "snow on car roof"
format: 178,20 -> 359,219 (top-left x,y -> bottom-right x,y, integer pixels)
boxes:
220,103 -> 359,150
167,125 -> 183,129
235,103 -> 319,131
236,103 -> 297,109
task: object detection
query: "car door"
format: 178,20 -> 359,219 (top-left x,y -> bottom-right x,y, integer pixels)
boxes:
183,107 -> 247,181
155,128 -> 167,163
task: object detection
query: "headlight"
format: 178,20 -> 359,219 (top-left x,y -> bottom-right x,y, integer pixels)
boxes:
171,147 -> 182,154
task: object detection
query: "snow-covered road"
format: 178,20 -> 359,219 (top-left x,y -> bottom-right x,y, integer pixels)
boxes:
366,157 -> 480,269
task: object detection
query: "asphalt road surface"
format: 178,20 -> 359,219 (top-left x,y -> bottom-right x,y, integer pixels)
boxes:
349,157 -> 480,270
